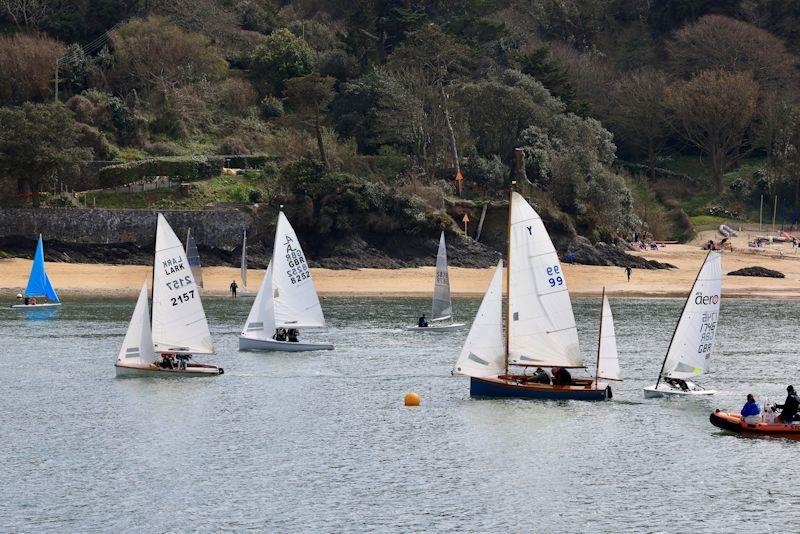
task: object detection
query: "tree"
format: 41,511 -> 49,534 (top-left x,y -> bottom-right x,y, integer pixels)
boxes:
250,28 -> 313,95
666,69 -> 758,192
0,103 -> 92,206
518,46 -> 585,114
0,0 -> 57,28
668,15 -> 797,89
285,74 -> 336,169
0,33 -> 64,104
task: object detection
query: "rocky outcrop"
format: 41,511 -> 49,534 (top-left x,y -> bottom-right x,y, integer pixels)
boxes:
728,266 -> 785,278
562,236 -> 674,269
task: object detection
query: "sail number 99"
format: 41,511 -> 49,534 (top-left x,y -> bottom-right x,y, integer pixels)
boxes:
546,265 -> 563,287
171,290 -> 195,306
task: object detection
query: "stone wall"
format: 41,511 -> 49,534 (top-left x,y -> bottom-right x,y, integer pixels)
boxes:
0,208 -> 252,249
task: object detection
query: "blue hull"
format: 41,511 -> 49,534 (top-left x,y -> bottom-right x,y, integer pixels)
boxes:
470,377 -> 611,401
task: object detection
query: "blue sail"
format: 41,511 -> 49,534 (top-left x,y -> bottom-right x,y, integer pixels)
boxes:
24,235 -> 59,302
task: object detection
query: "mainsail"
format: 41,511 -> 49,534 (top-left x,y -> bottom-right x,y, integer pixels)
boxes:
24,234 -> 59,302
240,260 -> 275,340
453,261 -> 504,378
660,251 -> 722,380
597,291 -> 622,381
151,214 -> 214,354
431,231 -> 453,321
241,229 -> 247,288
117,280 -> 156,366
507,192 -> 582,368
271,212 -> 325,328
185,228 -> 204,288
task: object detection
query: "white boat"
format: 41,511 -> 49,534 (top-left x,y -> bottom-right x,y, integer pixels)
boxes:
453,191 -> 611,400
595,287 -> 622,384
185,227 -> 204,288
11,234 -> 61,309
115,214 -> 223,377
406,231 -> 466,332
238,211 -> 333,352
643,251 -> 721,398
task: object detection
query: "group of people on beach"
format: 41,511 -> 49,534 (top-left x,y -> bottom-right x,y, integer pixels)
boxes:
740,386 -> 800,424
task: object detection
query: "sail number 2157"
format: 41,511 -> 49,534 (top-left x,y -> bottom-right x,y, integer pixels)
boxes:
171,290 -> 195,306
546,265 -> 564,287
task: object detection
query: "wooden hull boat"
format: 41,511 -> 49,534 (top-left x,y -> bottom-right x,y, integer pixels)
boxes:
10,303 -> 61,309
404,323 -> 466,332
710,411 -> 800,438
115,362 -> 223,377
470,375 -> 611,401
238,335 -> 334,352
643,380 -> 715,398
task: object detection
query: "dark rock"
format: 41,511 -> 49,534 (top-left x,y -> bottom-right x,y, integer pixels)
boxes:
561,236 -> 674,270
728,266 -> 785,278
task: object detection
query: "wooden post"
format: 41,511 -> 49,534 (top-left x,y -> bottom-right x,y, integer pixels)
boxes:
54,59 -> 59,102
474,202 -> 488,242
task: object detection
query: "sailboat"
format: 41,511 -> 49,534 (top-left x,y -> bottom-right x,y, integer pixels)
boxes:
596,288 -> 622,383
11,234 -> 60,309
114,214 -> 223,377
406,231 -> 466,332
453,190 -> 611,400
238,211 -> 333,352
643,251 -> 721,397
185,228 -> 204,288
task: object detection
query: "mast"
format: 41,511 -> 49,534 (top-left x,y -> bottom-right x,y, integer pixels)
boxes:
655,251 -> 710,388
150,216 -> 157,323
505,181 -> 514,375
595,286 -> 605,387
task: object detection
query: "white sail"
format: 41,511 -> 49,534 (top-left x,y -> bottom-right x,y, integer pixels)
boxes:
454,261 -> 504,378
185,228 -> 203,288
661,251 -> 722,379
151,213 -> 214,354
241,229 -> 247,288
508,192 -> 582,368
597,292 -> 621,380
116,280 -> 156,366
431,231 -> 453,321
240,261 -> 275,340
272,212 -> 325,328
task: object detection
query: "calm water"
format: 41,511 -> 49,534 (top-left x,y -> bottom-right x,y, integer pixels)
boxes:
1,296 -> 798,532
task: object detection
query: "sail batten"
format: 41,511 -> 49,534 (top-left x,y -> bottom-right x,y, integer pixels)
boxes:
431,232 -> 453,322
507,192 -> 581,368
454,261 -> 504,377
24,235 -> 59,302
151,214 -> 214,355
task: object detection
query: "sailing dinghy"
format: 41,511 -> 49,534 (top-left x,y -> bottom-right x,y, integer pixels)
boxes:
185,228 -> 204,288
115,214 -> 223,377
239,212 -> 333,352
643,251 -> 721,398
11,234 -> 60,309
595,288 -> 622,383
453,190 -> 611,400
406,231 -> 465,332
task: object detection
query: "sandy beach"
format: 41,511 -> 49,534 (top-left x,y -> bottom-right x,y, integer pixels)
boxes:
3,230 -> 800,299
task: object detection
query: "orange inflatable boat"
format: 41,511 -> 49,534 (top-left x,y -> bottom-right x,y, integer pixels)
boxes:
710,410 -> 800,438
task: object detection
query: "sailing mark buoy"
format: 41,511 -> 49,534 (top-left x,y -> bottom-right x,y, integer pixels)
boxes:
404,392 -> 420,406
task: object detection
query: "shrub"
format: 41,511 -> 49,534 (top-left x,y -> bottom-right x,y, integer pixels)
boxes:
0,33 -> 64,104
218,137 -> 249,156
250,28 -> 313,95
260,95 -> 285,118
248,189 -> 263,203
97,156 -> 224,187
219,78 -> 258,116
81,89 -> 146,145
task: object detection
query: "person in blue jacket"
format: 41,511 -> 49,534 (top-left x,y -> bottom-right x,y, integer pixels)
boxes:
740,393 -> 761,424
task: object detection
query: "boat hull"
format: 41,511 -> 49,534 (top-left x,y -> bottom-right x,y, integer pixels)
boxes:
643,381 -> 715,398
115,363 -> 223,377
710,411 -> 800,438
10,303 -> 61,309
238,335 -> 334,352
470,376 -> 611,401
404,323 -> 466,332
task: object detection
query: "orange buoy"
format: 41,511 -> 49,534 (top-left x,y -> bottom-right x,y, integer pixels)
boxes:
404,392 -> 420,406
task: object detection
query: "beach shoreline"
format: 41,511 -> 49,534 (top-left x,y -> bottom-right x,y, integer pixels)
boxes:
4,229 -> 800,300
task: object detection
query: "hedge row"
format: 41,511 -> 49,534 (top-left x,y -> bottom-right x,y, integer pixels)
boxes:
97,154 -> 274,188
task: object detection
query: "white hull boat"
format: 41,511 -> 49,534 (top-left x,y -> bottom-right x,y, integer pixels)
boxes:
115,363 -> 223,377
643,381 -> 716,398
405,322 -> 466,332
239,335 -> 334,351
11,302 -> 61,309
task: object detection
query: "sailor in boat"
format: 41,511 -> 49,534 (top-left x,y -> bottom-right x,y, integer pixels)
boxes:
740,394 -> 762,424
176,354 -> 191,370
531,367 -> 551,384
773,386 -> 800,423
287,329 -> 299,342
553,367 -> 572,386
667,378 -> 690,391
16,293 -> 22,303
417,314 -> 429,327
159,353 -> 176,370
273,328 -> 288,341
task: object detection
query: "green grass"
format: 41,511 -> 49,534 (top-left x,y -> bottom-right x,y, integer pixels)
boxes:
689,215 -> 729,227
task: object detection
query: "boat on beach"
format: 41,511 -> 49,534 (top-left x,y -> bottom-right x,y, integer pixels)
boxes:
709,410 -> 800,438
238,211 -> 333,352
643,251 -> 721,398
405,231 -> 465,332
11,234 -> 61,309
114,214 -> 223,377
453,189 -> 612,401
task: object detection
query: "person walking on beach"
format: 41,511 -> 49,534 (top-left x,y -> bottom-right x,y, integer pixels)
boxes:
229,280 -> 238,298
625,265 -> 632,282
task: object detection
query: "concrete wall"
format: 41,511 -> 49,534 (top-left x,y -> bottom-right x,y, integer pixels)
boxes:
0,208 -> 253,249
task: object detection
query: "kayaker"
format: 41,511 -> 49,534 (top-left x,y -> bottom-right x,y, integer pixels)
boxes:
774,385 -> 800,423
740,393 -> 762,424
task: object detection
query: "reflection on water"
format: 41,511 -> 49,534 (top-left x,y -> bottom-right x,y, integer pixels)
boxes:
0,296 -> 798,531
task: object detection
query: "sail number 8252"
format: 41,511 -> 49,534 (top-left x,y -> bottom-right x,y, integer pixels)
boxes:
546,265 -> 563,287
